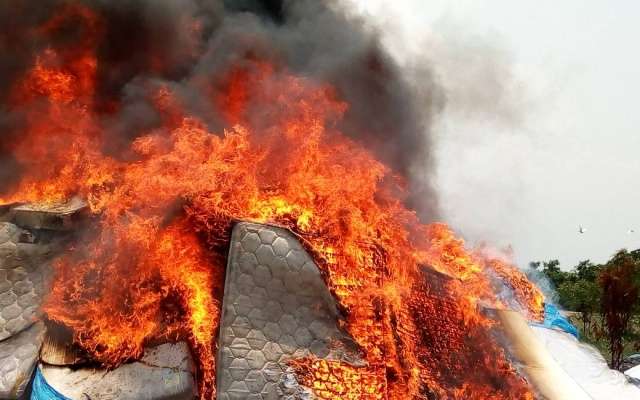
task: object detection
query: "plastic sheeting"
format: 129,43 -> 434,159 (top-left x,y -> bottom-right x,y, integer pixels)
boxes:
531,325 -> 640,400
536,303 -> 580,338
30,368 -> 69,400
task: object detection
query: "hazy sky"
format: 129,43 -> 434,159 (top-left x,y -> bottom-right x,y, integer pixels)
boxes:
346,0 -> 640,268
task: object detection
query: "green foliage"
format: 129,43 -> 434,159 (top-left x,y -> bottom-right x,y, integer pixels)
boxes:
541,259 -> 566,288
529,258 -> 602,310
529,250 -> 640,369
557,279 -> 600,311
575,260 -> 601,282
557,279 -> 600,331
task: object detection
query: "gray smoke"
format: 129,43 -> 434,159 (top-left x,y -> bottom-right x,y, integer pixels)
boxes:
0,0 -> 443,220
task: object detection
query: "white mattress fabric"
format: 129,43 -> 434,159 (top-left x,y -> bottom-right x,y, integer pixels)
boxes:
531,325 -> 640,399
625,365 -> 640,381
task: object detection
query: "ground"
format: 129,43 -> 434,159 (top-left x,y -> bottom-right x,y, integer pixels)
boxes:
567,314 -> 640,369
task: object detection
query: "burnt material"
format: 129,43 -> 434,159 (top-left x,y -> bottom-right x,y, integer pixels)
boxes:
36,342 -> 196,400
39,324 -> 85,367
11,198 -> 87,231
0,204 -> 81,399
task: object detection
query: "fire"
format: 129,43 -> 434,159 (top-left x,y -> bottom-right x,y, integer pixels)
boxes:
0,5 -> 544,400
485,256 -> 545,321
290,358 -> 386,399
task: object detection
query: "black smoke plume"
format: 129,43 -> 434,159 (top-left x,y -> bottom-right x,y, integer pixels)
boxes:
0,0 -> 442,220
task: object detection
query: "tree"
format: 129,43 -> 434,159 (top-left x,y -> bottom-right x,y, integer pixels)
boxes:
575,260 -> 600,282
557,279 -> 600,332
541,259 -> 568,288
543,259 -> 561,274
599,250 -> 640,370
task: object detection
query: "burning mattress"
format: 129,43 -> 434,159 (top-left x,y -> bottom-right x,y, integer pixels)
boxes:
3,208 -> 623,400
6,200 -> 619,400
216,222 -> 363,399
0,203 -> 84,399
29,221 -> 363,399
3,214 -> 599,400
0,221 -> 53,399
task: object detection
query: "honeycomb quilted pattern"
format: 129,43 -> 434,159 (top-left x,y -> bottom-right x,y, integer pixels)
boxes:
0,223 -> 52,341
216,223 -> 363,400
0,321 -> 45,398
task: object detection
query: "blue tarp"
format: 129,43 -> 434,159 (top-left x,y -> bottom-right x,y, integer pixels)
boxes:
538,303 -> 580,339
31,367 -> 70,400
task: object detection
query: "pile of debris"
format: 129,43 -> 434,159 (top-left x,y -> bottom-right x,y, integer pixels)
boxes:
0,200 -> 199,400
1,201 -> 366,399
0,200 -> 74,399
7,199 -> 638,400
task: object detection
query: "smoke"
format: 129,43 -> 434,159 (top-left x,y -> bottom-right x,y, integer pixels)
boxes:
411,18 -> 538,263
0,0 -> 442,220
525,268 -> 560,305
424,20 -> 528,127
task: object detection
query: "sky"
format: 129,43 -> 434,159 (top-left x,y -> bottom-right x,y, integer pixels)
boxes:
345,0 -> 640,268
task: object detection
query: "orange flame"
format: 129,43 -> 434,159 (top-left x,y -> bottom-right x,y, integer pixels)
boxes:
0,7 -> 544,399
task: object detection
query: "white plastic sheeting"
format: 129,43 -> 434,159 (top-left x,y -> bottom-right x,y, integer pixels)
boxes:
625,365 -> 640,381
531,325 -> 640,400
